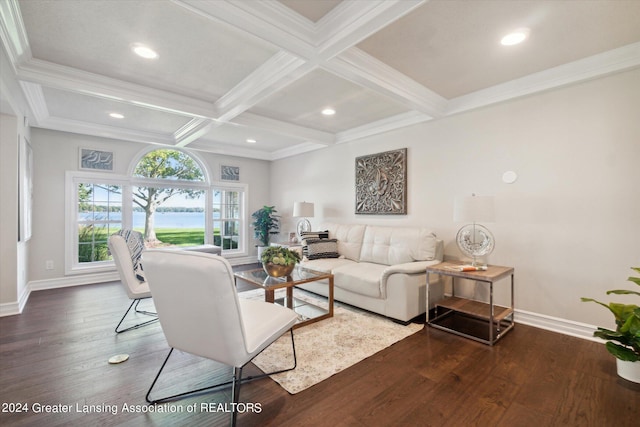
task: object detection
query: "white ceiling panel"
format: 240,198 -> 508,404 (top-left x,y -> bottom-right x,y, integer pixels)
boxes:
1,0 -> 638,160
248,68 -> 410,133
358,0 -> 640,98
19,0 -> 279,101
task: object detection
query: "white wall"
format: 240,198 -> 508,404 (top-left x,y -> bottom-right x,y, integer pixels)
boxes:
0,113 -> 30,314
27,129 -> 272,284
270,69 -> 640,330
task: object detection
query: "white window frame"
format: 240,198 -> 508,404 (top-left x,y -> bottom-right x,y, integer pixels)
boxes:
65,157 -> 249,275
211,181 -> 248,256
65,171 -> 130,275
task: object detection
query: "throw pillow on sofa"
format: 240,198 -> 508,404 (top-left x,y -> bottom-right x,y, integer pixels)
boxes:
306,238 -> 340,260
300,230 -> 329,257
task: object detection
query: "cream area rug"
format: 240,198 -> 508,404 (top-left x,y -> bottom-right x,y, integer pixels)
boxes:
239,289 -> 423,394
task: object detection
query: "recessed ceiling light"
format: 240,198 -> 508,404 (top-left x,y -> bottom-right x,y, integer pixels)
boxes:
109,113 -> 124,119
131,43 -> 158,59
501,28 -> 530,46
246,139 -> 257,144
322,108 -> 336,116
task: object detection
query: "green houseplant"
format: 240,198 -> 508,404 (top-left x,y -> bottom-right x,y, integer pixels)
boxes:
251,205 -> 280,246
581,267 -> 640,382
260,246 -> 301,277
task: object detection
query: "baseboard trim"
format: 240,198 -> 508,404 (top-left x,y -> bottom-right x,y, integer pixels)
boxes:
515,308 -> 602,343
29,271 -> 120,292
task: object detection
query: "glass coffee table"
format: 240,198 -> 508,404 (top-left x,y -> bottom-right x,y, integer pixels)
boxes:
234,265 -> 334,328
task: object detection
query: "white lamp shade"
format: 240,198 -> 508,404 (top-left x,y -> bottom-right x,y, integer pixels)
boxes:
293,202 -> 314,218
454,195 -> 494,223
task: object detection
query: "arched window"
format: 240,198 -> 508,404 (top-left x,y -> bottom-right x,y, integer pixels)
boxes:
66,148 -> 246,274
131,149 -> 207,245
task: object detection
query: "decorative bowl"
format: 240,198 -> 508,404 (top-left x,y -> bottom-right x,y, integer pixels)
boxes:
263,262 -> 295,277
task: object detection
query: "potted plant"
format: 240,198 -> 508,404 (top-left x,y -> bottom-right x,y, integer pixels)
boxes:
251,205 -> 280,260
260,246 -> 301,277
581,267 -> 640,383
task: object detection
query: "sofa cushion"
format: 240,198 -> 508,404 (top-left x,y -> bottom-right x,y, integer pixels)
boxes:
332,262 -> 387,299
360,226 -> 438,266
322,223 -> 366,262
306,238 -> 339,260
301,258 -> 354,273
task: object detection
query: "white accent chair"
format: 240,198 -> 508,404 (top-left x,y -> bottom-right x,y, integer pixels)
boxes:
108,234 -> 158,333
142,249 -> 298,426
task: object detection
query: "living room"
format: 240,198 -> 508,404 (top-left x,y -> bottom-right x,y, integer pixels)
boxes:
1,1 -> 639,425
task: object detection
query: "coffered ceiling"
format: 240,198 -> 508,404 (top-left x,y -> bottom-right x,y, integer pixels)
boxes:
1,0 -> 639,160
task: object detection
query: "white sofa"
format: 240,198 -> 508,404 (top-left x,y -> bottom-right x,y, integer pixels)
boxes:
298,223 -> 444,323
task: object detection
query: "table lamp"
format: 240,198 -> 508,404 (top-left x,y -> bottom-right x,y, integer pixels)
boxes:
293,201 -> 314,238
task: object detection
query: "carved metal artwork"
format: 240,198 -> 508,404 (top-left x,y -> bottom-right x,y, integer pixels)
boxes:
355,148 -> 407,215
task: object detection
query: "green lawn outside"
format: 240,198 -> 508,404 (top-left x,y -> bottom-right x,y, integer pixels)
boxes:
79,226 -> 236,263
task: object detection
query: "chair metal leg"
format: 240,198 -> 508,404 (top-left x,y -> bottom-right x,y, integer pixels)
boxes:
231,366 -> 242,427
146,328 -> 297,406
115,298 -> 158,334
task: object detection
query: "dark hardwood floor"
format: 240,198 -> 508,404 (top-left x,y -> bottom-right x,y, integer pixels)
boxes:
1,269 -> 638,427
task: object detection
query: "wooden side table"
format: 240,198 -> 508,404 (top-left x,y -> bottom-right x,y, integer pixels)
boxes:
426,261 -> 515,345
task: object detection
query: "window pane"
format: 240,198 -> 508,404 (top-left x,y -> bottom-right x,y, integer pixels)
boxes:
132,186 -> 205,247
76,182 -> 121,264
133,149 -> 204,182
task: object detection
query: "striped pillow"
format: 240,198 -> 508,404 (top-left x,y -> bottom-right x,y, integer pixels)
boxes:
306,238 -> 339,260
300,230 -> 329,257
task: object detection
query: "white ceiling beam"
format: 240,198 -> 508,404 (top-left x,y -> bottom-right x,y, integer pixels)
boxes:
447,41 -> 640,116
16,59 -> 217,119
326,47 -> 447,118
39,116 -> 177,146
174,118 -> 217,147
215,51 -> 311,121
315,0 -> 426,60
173,0 -> 317,59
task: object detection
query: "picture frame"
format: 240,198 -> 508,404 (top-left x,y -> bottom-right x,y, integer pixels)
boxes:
221,165 -> 240,181
19,137 -> 33,242
79,148 -> 114,171
355,148 -> 407,215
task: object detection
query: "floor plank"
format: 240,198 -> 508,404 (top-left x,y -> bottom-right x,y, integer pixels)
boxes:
1,272 -> 639,426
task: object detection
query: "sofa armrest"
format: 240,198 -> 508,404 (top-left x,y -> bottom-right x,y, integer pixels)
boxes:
381,260 -> 440,284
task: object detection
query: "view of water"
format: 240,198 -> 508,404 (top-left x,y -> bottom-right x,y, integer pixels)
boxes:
81,211 -> 208,228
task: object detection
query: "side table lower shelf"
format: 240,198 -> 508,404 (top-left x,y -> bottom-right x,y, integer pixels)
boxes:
430,297 -> 514,344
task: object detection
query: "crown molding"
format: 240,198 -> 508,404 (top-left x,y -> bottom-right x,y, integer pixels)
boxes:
336,111 -> 432,144
0,0 -> 31,69
186,138 -> 274,161
447,42 -> 640,116
327,47 -> 447,118
269,141 -> 325,161
18,80 -> 48,124
232,112 -> 334,146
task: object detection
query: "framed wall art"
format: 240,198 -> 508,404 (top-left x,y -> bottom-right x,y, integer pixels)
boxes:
355,148 -> 407,215
79,148 -> 114,171
221,165 -> 240,181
